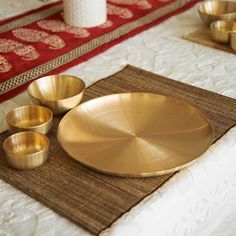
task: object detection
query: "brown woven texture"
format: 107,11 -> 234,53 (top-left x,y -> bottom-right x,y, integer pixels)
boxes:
1,65 -> 236,235
184,27 -> 235,54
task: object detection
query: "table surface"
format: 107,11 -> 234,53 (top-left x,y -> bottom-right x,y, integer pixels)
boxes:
1,1 -> 236,236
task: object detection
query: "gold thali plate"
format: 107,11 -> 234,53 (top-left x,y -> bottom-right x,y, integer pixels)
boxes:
57,93 -> 213,177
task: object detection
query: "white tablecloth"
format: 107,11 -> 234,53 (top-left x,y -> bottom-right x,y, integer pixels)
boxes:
1,1 -> 236,235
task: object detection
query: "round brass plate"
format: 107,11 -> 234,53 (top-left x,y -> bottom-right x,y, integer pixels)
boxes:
57,93 -> 213,177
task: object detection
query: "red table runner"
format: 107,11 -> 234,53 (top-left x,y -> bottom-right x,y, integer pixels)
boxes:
0,0 -> 200,102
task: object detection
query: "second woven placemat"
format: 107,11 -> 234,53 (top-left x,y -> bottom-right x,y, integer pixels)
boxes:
184,27 -> 234,54
0,65 -> 236,234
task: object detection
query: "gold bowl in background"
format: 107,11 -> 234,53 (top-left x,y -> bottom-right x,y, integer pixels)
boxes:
210,20 -> 236,43
6,105 -> 53,134
198,1 -> 236,25
27,75 -> 86,115
3,131 -> 49,170
230,31 -> 236,51
58,93 -> 213,177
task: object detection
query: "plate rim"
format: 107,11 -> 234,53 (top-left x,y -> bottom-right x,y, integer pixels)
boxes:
57,92 -> 214,178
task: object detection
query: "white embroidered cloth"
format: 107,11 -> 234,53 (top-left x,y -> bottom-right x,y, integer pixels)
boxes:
1,0 -> 236,235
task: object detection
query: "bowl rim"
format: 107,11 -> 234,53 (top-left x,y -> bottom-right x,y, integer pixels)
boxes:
27,75 -> 86,102
6,105 -> 53,129
198,1 -> 236,17
3,131 -> 50,158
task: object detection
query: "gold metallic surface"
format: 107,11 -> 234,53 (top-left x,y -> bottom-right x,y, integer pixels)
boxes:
230,31 -> 236,51
198,1 -> 236,25
6,105 -> 53,134
57,93 -> 213,177
210,20 -> 236,43
27,75 -> 85,115
3,131 -> 49,170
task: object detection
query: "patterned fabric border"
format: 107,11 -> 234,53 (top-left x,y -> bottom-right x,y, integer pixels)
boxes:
0,0 -> 200,101
0,5 -> 63,34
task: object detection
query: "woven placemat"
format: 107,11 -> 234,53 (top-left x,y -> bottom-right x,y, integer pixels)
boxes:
184,27 -> 235,54
1,65 -> 236,235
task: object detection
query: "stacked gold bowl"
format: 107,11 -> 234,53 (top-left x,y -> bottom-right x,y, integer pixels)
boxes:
198,0 -> 236,51
3,75 -> 85,170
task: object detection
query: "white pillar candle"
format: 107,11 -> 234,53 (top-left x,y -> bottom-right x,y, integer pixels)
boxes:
63,0 -> 107,28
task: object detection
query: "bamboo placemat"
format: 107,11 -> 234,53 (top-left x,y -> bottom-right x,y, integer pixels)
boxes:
184,27 -> 235,54
1,65 -> 236,235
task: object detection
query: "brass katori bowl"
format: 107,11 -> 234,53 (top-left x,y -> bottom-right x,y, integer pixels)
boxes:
198,1 -> 236,26
3,131 -> 49,170
210,20 -> 236,43
6,105 -> 53,134
230,31 -> 236,51
27,75 -> 86,115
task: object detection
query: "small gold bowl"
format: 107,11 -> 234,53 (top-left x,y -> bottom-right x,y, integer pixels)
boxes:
210,20 -> 236,43
198,1 -> 236,26
6,105 -> 53,134
27,75 -> 86,115
3,131 -> 49,170
230,31 -> 236,51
